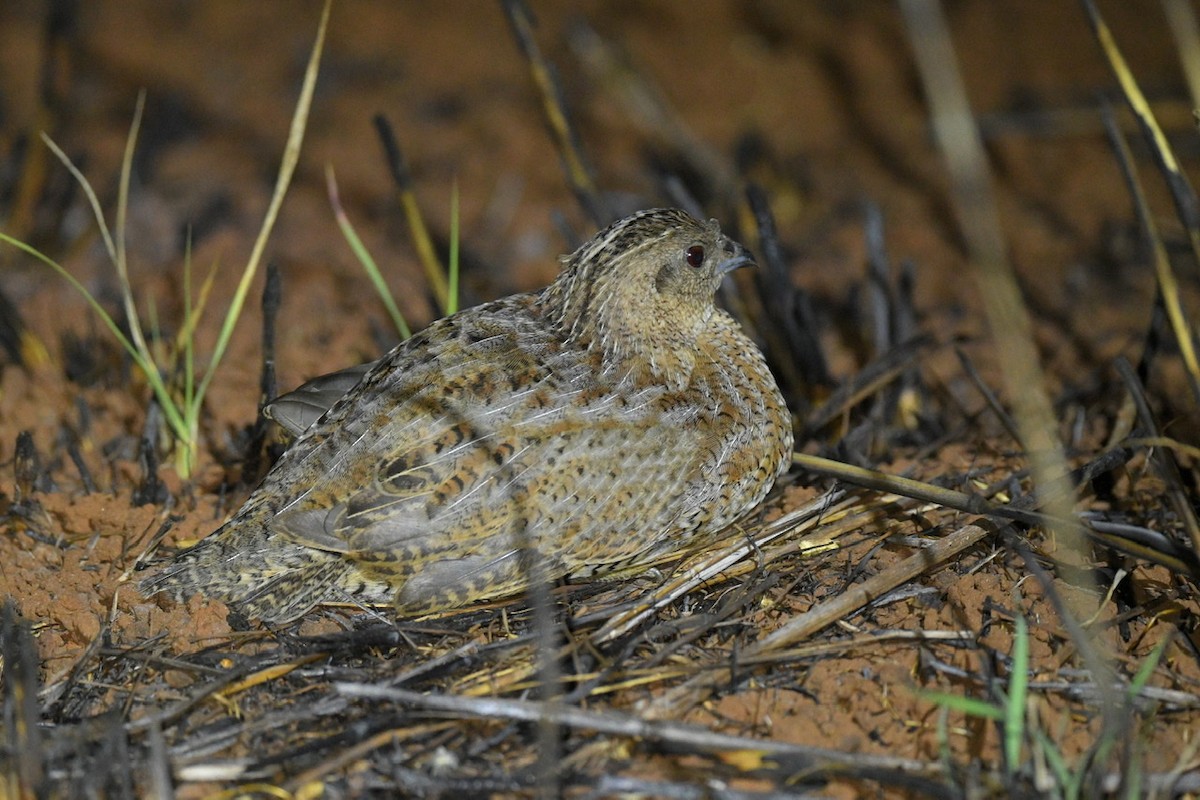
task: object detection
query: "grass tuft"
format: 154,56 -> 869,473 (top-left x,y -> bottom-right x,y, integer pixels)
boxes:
0,0 -> 332,477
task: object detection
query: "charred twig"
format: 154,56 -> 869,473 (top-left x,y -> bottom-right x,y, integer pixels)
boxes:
793,450 -> 1200,576
567,19 -> 738,206
335,682 -> 950,792
1113,357 -> 1200,555
1084,0 -> 1200,267
1099,99 -> 1200,405
802,336 -> 932,439
241,259 -> 282,485
746,184 -> 829,401
501,0 -> 607,226
1,601 -> 45,798
955,346 -> 1022,445
372,114 -> 450,309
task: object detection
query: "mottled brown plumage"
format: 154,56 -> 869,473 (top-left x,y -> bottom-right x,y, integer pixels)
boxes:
142,208 -> 792,623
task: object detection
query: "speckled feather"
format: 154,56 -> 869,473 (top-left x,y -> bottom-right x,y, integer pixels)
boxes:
142,209 -> 792,623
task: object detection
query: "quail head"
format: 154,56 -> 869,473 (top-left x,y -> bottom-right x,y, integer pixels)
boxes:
142,208 -> 793,623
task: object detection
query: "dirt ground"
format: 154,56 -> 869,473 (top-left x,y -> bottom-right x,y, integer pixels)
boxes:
2,1 -> 1199,797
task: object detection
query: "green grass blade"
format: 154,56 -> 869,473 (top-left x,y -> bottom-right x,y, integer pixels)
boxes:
39,135 -> 118,267
326,165 -> 412,339
447,179 -> 460,316
113,91 -> 153,364
1034,729 -> 1075,800
917,689 -> 1005,721
0,233 -> 189,441
183,230 -> 195,415
1128,633 -> 1171,700
1005,613 -> 1030,772
146,293 -> 160,353
0,234 -> 136,356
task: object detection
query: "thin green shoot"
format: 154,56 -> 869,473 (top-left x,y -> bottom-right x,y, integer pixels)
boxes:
447,179 -> 460,316
1127,632 -> 1170,700
114,92 -> 148,363
326,165 -> 412,340
327,169 -> 464,338
916,689 -> 1004,720
146,293 -> 161,361
182,230 -> 195,425
934,704 -> 954,782
174,250 -> 221,399
1033,728 -> 1077,799
1005,613 -> 1030,772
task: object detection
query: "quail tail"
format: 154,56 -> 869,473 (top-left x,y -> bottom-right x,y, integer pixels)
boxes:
140,523 -> 354,624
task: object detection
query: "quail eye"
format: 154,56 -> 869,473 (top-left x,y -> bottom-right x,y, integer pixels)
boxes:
685,245 -> 705,268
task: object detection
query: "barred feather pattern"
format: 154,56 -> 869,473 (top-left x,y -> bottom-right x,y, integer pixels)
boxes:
142,209 -> 793,623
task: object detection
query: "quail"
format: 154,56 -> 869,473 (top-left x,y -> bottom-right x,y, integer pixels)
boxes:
142,208 -> 793,623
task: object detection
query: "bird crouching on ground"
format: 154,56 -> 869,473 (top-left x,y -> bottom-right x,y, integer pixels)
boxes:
141,208 -> 794,624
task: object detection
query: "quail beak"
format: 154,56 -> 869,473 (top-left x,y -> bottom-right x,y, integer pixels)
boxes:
716,242 -> 755,277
